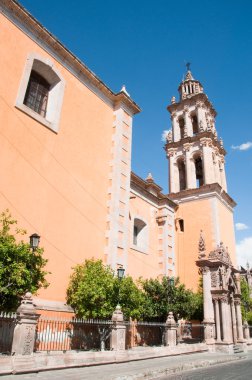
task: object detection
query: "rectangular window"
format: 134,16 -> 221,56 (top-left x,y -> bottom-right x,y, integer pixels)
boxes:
133,225 -> 138,245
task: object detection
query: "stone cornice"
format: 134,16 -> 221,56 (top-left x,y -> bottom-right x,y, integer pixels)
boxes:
2,0 -> 141,115
167,183 -> 236,209
130,172 -> 177,210
167,93 -> 217,117
164,131 -> 226,156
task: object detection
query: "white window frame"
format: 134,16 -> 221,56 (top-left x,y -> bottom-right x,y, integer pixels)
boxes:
15,53 -> 65,133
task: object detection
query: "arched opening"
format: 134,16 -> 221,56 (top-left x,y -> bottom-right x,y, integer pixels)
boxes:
133,218 -> 147,251
177,159 -> 186,191
191,114 -> 199,135
178,117 -> 185,139
194,156 -> 204,187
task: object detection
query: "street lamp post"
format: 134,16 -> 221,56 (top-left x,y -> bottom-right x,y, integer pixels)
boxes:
168,277 -> 174,312
117,266 -> 125,306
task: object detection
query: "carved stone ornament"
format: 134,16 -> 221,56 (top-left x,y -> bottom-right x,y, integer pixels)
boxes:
202,266 -> 210,274
171,96 -> 176,104
198,230 -> 206,259
199,120 -> 204,132
167,149 -> 177,158
183,125 -> 188,138
183,105 -> 189,113
166,130 -> 173,143
210,271 -> 218,288
208,242 -> 232,266
183,143 -> 192,152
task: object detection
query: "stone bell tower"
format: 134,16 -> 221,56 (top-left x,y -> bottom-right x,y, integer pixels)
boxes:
164,65 -> 237,291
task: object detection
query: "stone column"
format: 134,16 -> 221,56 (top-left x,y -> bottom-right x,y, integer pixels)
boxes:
184,107 -> 193,137
167,150 -> 176,193
164,312 -> 177,347
11,292 -> 39,355
243,321 -> 250,341
230,298 -> 238,344
183,144 -> 192,189
201,139 -> 215,185
235,299 -> 244,342
220,297 -> 231,343
110,305 -> 126,351
219,156 -> 227,192
202,267 -> 215,344
214,299 -> 221,342
196,102 -> 208,131
171,113 -> 180,142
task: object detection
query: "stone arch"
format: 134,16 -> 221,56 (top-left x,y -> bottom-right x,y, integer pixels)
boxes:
177,157 -> 186,191
191,112 -> 199,135
178,116 -> 185,139
192,152 -> 204,188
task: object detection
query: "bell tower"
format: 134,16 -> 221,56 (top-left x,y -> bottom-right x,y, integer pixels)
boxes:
165,66 -> 237,291
166,65 -> 227,194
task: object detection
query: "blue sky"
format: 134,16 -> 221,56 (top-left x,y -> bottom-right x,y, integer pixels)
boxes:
19,0 -> 252,267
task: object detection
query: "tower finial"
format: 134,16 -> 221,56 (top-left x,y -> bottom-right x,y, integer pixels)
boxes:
186,62 -> 191,71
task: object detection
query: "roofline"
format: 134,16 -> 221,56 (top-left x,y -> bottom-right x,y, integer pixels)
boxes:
131,172 -> 178,210
2,0 -> 141,115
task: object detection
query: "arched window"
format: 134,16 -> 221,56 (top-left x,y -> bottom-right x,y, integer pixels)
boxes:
16,53 -> 65,132
192,114 -> 199,135
24,71 -> 50,117
194,156 -> 204,187
177,159 -> 186,191
178,117 -> 185,139
133,218 -> 147,252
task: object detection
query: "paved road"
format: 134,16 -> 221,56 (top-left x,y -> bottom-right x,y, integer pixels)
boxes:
158,355 -> 252,379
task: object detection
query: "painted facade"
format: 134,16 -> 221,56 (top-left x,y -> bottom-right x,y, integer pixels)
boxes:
0,1 -> 237,312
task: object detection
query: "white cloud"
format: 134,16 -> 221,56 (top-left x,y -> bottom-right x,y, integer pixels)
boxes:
231,141 -> 252,151
236,236 -> 252,268
161,130 -> 169,142
235,222 -> 249,231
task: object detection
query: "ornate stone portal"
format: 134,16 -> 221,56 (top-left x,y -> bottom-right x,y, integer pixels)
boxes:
196,234 -> 246,349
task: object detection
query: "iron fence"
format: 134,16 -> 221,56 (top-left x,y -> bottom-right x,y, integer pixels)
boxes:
126,321 -> 166,348
0,312 -> 17,355
177,323 -> 205,343
35,316 -> 114,352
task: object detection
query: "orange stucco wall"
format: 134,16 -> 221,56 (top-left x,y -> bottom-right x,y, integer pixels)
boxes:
128,192 -> 161,279
0,14 -> 114,301
128,190 -> 175,280
216,198 -> 236,266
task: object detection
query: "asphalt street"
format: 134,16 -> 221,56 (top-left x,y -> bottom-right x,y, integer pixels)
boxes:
158,354 -> 252,380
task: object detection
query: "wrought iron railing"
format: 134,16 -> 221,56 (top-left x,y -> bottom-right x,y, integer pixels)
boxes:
0,312 -> 17,355
35,316 -> 114,352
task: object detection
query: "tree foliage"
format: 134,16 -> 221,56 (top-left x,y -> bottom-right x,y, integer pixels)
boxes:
240,276 -> 252,324
67,259 -> 116,319
140,277 -> 203,322
67,259 -> 203,321
0,210 -> 49,311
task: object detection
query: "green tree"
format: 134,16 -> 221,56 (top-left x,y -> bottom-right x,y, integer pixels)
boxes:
114,276 -> 144,320
67,259 -> 116,319
0,210 -> 49,311
140,276 -> 203,322
240,277 -> 252,323
67,259 -> 144,320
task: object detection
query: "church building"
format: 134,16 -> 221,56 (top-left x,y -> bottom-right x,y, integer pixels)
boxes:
0,0 -> 237,314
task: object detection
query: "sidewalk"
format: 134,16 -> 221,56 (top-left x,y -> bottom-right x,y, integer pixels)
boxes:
0,351 -> 249,380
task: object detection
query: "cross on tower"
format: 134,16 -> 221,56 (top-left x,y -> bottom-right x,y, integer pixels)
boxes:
186,62 -> 191,71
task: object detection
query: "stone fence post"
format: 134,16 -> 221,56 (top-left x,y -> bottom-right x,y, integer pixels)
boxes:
164,312 -> 177,347
110,305 -> 126,351
243,321 -> 250,341
11,292 -> 39,355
